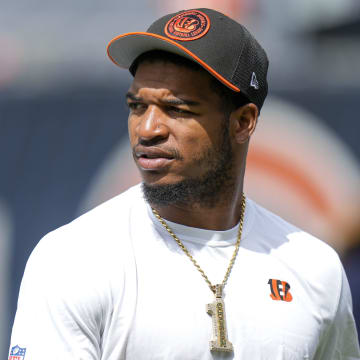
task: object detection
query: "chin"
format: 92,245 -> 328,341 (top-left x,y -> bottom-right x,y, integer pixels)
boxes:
141,171 -> 185,187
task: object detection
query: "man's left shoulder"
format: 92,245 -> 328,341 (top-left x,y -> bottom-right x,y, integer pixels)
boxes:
248,198 -> 342,279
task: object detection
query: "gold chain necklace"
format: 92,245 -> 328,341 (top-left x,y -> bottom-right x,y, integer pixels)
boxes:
151,193 -> 246,353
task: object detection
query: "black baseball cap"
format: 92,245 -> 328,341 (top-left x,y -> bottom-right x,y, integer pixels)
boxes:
107,8 -> 269,111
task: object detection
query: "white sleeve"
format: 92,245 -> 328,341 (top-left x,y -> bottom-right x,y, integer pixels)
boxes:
315,264 -> 360,360
9,234 -> 105,360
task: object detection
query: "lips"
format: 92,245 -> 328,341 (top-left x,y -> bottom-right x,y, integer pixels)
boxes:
135,147 -> 175,170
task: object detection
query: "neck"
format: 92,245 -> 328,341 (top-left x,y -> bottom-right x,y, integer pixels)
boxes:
150,181 -> 244,230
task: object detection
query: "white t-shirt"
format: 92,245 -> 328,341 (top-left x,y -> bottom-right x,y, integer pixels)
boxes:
9,184 -> 360,359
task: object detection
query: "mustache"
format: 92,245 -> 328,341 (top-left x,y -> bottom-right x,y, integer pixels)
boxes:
132,143 -> 183,160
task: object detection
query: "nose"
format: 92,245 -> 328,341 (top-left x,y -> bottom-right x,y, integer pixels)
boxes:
136,105 -> 169,145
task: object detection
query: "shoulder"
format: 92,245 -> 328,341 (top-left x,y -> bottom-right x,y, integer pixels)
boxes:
246,197 -> 343,307
40,183 -> 143,249
245,198 -> 360,357
18,185 -> 145,317
246,197 -> 339,263
70,183 -> 144,233
26,184 -> 144,283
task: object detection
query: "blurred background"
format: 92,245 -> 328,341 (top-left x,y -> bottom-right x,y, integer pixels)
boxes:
1,0 -> 360,355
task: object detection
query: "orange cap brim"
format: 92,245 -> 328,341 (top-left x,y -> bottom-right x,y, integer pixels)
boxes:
107,32 -> 240,92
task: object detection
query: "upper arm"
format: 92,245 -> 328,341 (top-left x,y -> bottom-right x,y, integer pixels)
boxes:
9,233 -> 104,360
314,264 -> 360,360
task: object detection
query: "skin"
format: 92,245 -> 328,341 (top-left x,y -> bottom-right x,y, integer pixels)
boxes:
127,60 -> 258,230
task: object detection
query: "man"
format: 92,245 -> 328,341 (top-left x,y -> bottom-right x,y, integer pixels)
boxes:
9,8 -> 360,360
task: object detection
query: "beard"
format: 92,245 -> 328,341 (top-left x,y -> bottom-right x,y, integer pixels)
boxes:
142,121 -> 235,208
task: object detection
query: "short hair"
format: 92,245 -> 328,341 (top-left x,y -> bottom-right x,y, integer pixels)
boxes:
130,50 -> 250,113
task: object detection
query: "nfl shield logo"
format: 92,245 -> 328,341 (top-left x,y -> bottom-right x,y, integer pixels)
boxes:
8,345 -> 26,360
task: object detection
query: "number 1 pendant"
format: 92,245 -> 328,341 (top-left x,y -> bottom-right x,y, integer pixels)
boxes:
206,284 -> 233,352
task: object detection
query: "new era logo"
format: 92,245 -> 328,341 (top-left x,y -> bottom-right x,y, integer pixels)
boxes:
250,72 -> 259,89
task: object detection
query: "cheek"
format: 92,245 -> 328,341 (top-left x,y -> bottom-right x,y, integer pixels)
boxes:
180,122 -> 219,150
177,129 -> 214,161
177,126 -> 203,145
128,115 -> 138,144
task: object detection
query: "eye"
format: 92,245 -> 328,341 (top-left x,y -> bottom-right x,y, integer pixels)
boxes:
128,102 -> 146,112
168,106 -> 192,115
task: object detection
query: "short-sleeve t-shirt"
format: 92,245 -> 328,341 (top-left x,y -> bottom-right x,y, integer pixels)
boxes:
9,184 -> 360,359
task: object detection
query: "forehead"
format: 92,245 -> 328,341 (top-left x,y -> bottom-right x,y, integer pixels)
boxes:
129,60 -> 217,102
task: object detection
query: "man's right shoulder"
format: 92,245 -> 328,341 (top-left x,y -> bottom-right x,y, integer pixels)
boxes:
14,186 -> 143,337
32,184 -> 145,263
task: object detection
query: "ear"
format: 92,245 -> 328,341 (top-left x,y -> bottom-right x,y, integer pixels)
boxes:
230,103 -> 258,144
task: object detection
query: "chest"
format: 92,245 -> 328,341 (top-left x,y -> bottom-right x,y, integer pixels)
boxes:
125,242 -> 324,360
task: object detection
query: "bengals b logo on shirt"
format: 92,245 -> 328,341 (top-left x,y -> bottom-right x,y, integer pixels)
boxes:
268,279 -> 293,302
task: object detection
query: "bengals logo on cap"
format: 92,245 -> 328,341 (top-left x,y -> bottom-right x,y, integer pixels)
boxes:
164,10 -> 210,41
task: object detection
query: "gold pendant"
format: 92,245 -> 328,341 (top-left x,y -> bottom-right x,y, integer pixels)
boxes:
206,284 -> 233,352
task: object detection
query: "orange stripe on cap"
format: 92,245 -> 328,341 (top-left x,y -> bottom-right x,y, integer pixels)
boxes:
107,32 -> 240,93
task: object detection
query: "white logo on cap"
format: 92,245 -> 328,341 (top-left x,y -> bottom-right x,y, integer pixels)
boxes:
250,72 -> 259,90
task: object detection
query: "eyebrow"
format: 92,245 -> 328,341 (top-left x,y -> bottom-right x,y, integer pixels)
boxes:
125,92 -> 141,102
125,92 -> 200,106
